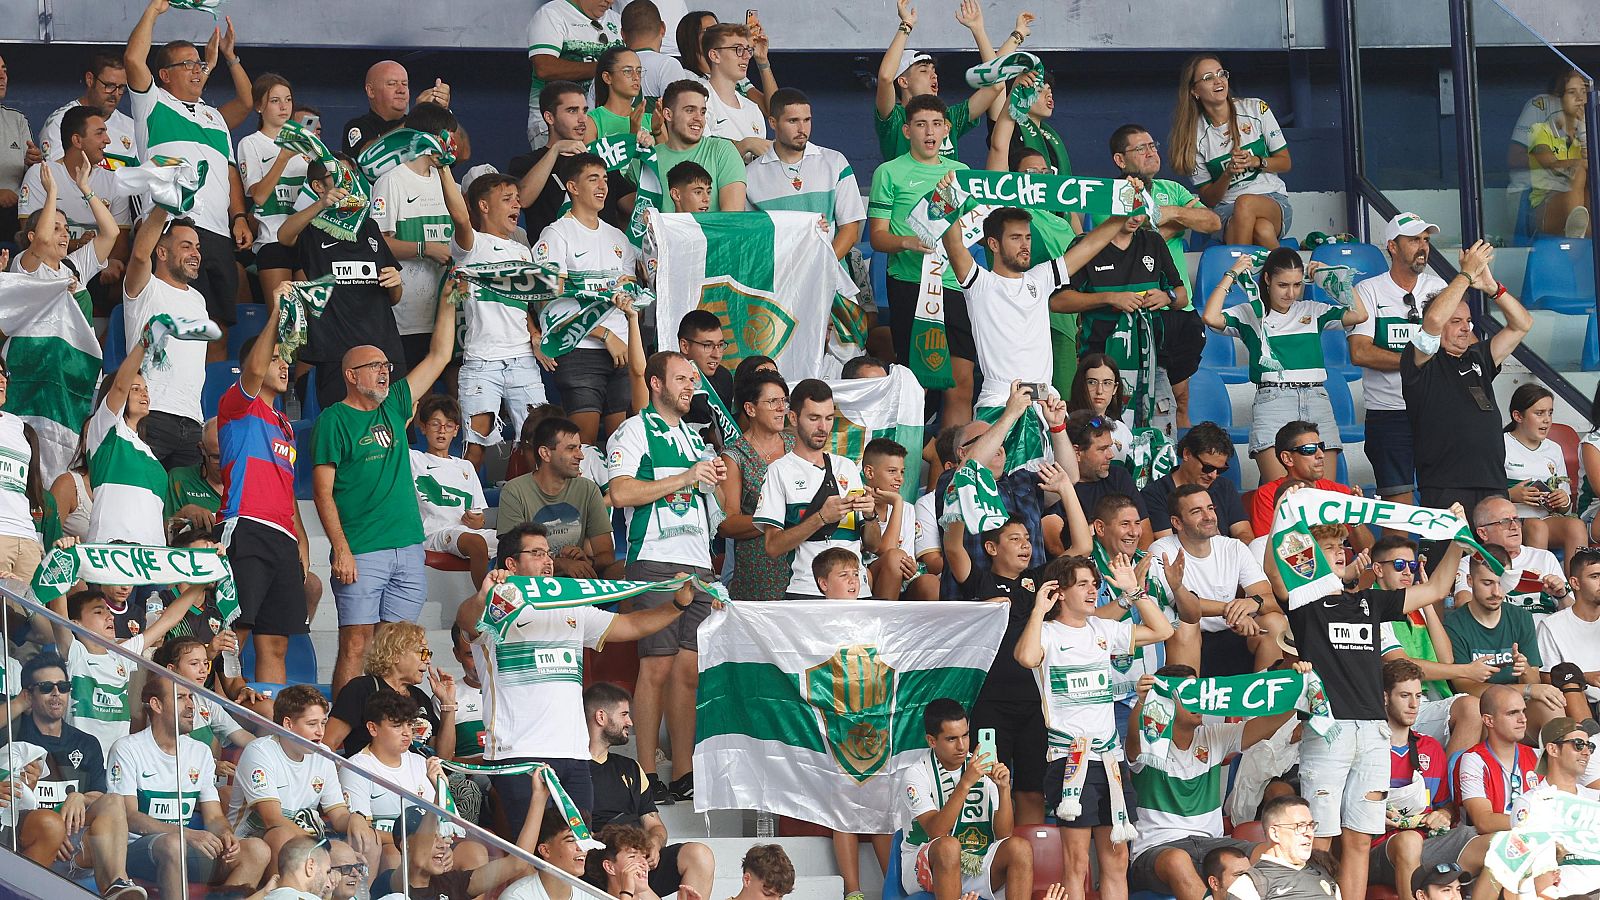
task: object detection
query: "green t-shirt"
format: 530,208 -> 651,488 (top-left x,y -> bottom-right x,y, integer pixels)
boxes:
1444,603 -> 1541,685
1151,178 -> 1202,302
312,379 -> 425,554
868,152 -> 969,287
167,465 -> 221,517
652,136 -> 746,211
589,105 -> 651,140
874,99 -> 978,161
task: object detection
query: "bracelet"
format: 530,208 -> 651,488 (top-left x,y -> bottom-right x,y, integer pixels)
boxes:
672,596 -> 693,611
1009,30 -> 1025,44
439,705 -> 457,713
1524,684 -> 1533,699
754,61 -> 771,71
1493,282 -> 1508,299
897,22 -> 913,34
82,191 -> 99,204
1047,423 -> 1067,433
1222,271 -> 1237,282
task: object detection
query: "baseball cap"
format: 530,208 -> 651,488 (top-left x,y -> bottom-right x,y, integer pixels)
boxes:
1384,212 -> 1440,243
1411,862 -> 1474,896
1275,629 -> 1298,659
1534,716 -> 1589,776
895,50 -> 936,79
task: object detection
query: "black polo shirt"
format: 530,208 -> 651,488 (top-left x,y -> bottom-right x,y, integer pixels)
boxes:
341,110 -> 404,156
296,218 -> 405,367
1400,339 -> 1503,491
506,147 -> 635,239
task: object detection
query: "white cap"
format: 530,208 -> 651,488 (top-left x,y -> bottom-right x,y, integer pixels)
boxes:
460,163 -> 500,194
1384,212 -> 1439,243
895,49 -> 936,79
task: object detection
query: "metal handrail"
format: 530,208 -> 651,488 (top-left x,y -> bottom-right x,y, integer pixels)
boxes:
0,580 -> 616,900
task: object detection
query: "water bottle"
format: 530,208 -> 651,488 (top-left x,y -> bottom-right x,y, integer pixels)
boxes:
221,643 -> 242,679
695,446 -> 718,493
145,594 -> 164,629
755,811 -> 777,838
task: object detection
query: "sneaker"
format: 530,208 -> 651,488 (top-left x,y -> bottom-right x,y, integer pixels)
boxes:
1566,205 -> 1591,238
104,879 -> 147,900
845,892 -> 866,900
669,770 -> 694,802
648,773 -> 672,805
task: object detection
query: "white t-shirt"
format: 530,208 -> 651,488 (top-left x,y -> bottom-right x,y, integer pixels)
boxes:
338,749 -> 431,832
755,451 -> 869,597
453,228 -> 538,361
913,491 -> 941,560
526,1 -> 623,128
370,164 -> 453,335
85,399 -> 167,546
67,635 -> 145,758
959,260 -> 1072,409
636,47 -> 692,100
18,161 -> 130,237
898,751 -> 1000,869
1035,617 -> 1134,759
532,216 -> 634,350
1455,544 -> 1563,618
704,82 -> 765,142
1189,98 -> 1288,203
238,130 -> 311,248
191,695 -> 247,748
124,274 -> 208,423
501,874 -> 557,900
230,736 -> 346,838
1130,722 -> 1244,854
40,102 -> 139,168
1149,535 -> 1268,633
607,411 -> 715,568
472,605 -> 614,761
410,450 -> 487,538
107,727 -> 219,829
1350,270 -> 1450,411
0,414 -> 38,541
1504,434 -> 1571,519
1538,607 -> 1600,704
129,85 -> 234,236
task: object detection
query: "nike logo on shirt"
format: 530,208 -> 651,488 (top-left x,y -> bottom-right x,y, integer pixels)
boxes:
406,196 -> 420,203
574,250 -> 588,257
321,241 -> 339,249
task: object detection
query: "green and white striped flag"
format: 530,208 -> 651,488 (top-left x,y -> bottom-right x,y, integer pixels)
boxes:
114,156 -> 206,216
356,128 -> 456,183
0,274 -> 102,483
651,210 -> 857,380
694,599 -> 1006,832
825,365 -> 925,502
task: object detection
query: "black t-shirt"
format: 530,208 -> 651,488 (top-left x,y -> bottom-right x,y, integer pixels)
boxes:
373,867 -> 471,900
329,675 -> 441,757
1285,587 -> 1406,721
1401,340 -> 1504,491
685,366 -> 734,439
507,147 -> 634,238
341,110 -> 404,156
1143,474 -> 1249,537
296,218 -> 405,366
964,566 -> 1044,705
12,715 -> 107,807
590,751 -> 658,829
1073,467 -> 1148,524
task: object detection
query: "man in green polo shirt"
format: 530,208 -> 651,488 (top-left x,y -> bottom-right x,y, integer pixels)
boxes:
652,79 -> 745,211
312,281 -> 456,694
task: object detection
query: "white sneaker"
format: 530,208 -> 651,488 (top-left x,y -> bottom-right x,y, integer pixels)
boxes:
1565,205 -> 1590,238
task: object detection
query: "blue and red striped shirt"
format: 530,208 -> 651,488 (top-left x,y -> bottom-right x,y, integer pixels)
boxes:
217,383 -> 297,536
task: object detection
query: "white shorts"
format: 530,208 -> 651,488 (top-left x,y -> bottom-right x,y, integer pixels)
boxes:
1299,718 -> 1390,837
903,837 -> 1007,900
1414,695 -> 1455,745
425,525 -> 498,556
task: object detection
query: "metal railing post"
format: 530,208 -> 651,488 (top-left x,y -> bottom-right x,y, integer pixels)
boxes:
1332,0 -> 1366,240
1586,85 -> 1600,357
1448,0 -> 1487,330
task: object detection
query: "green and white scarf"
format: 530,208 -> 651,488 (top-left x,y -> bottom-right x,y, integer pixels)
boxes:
1311,264 -> 1358,307
1485,789 -> 1600,892
1121,427 -> 1178,490
1269,488 -> 1504,610
169,0 -> 227,15
536,280 -> 654,358
973,405 -> 1049,474
275,275 -> 336,362
697,371 -> 742,447
913,202 -> 988,390
1091,540 -> 1172,615
641,404 -> 726,537
33,543 -> 236,606
478,572 -> 728,643
965,51 -> 1044,124
590,134 -> 655,175
1136,670 -> 1337,765
1231,254 -> 1356,375
1301,232 -> 1355,250
908,170 -> 1152,249
114,156 -> 206,216
274,121 -> 372,241
1102,309 -> 1161,426
938,460 -> 1008,534
140,313 -> 221,372
446,260 -> 561,308
356,128 -> 457,183
439,759 -> 604,850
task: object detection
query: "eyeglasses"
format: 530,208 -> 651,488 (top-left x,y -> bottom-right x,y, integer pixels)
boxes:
1288,442 -> 1325,456
517,548 -> 553,559
30,680 -> 72,695
331,863 -> 369,877
351,361 -> 395,374
615,67 -> 644,77
685,338 -> 730,352
757,397 -> 789,409
1192,69 -> 1230,84
1123,141 -> 1160,155
1271,820 -> 1318,835
1200,462 -> 1230,476
1083,378 -> 1120,390
1555,737 -> 1597,753
94,75 -> 129,93
1478,516 -> 1520,530
713,45 -> 755,58
1378,558 -> 1421,574
162,59 -> 210,74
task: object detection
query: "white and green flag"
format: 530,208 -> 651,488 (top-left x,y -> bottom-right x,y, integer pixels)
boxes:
694,600 -> 1007,832
825,365 -> 925,502
650,210 -> 858,381
0,274 -> 102,483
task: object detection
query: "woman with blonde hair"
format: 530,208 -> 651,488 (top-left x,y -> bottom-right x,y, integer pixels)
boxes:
1169,55 -> 1293,248
323,620 -> 458,758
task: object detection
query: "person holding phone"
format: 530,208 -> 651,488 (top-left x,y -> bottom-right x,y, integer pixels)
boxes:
897,698 -> 1034,900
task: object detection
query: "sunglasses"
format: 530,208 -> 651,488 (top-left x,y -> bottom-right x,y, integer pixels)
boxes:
1377,559 -> 1420,574
1200,462 -> 1230,476
331,863 -> 369,877
30,680 -> 72,695
1288,442 -> 1326,456
1555,737 -> 1597,753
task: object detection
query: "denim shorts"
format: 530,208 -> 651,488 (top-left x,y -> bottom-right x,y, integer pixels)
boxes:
1249,383 -> 1340,455
1216,190 -> 1293,239
331,543 -> 427,627
458,355 -> 548,446
551,348 -> 631,416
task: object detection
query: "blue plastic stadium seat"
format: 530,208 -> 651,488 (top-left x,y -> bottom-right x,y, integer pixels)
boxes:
1583,313 -> 1600,372
1201,331 -> 1250,385
1336,448 -> 1351,485
869,249 -> 890,317
202,361 -> 242,418
1319,329 -> 1361,382
1197,245 -> 1267,309
1323,374 -> 1365,444
1278,236 -> 1300,252
240,632 -> 321,687
227,303 -> 270,358
1309,241 -> 1386,295
104,305 -> 128,373
1186,369 -> 1247,444
1524,237 -> 1597,314
883,831 -> 932,900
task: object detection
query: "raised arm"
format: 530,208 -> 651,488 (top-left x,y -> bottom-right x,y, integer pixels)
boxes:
124,0 -> 168,94
123,204 -> 169,299
1414,245 -> 1482,364
242,284 -> 283,397
215,20 -> 254,129
937,175 -> 977,285
69,159 -> 122,264
876,0 -> 917,119
402,273 -> 460,400
277,178 -> 349,249
1055,215 -> 1130,286
1014,580 -> 1055,670
1203,254 -> 1251,331
442,163 -> 473,249
987,112 -> 1016,171
1403,536 -> 1466,613
1467,248 -> 1534,365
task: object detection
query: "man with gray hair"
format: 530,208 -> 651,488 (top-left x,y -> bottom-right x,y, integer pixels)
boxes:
1225,796 -> 1335,900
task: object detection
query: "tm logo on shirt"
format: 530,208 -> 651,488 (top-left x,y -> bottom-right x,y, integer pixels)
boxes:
1326,621 -> 1373,650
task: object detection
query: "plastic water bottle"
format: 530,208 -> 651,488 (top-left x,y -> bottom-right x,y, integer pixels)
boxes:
221,644 -> 242,679
695,447 -> 718,493
145,595 -> 164,629
755,811 -> 777,838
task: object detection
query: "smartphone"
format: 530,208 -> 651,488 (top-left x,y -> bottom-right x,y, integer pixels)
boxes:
977,728 -> 998,765
746,8 -> 759,26
1022,382 -> 1050,401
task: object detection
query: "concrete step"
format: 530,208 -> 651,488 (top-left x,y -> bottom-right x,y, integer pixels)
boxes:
656,802 -> 748,839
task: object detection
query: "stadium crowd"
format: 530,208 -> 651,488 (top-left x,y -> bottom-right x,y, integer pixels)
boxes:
0,4 -> 1595,900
